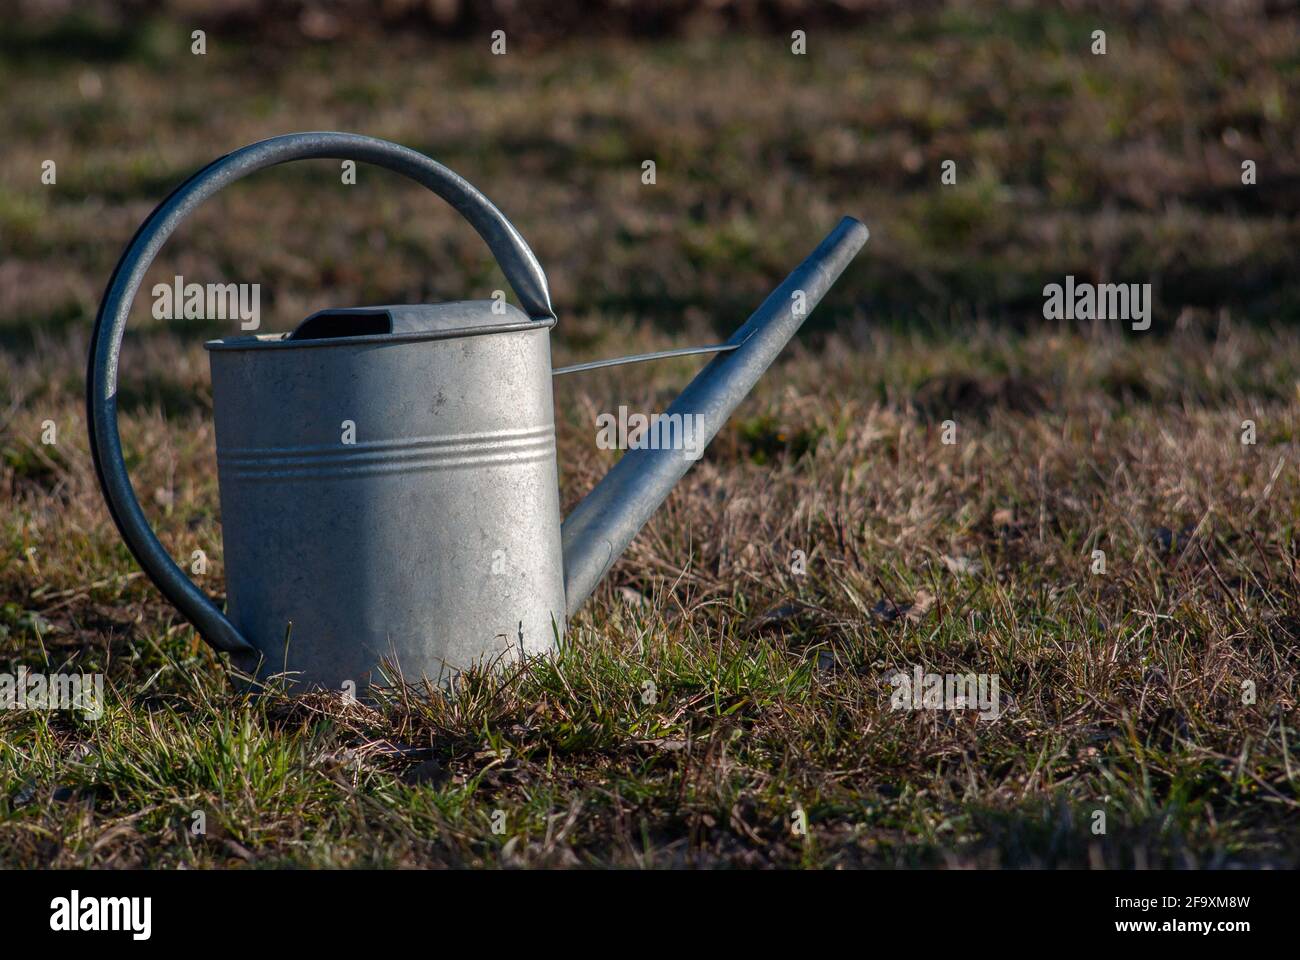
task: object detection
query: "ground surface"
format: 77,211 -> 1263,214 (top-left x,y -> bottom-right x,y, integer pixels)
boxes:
2,6 -> 1299,867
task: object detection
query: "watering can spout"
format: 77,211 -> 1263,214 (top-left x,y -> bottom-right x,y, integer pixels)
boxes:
560,215 -> 869,616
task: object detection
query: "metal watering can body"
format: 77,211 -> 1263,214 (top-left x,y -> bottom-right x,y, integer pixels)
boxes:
208,304 -> 565,687
87,132 -> 868,691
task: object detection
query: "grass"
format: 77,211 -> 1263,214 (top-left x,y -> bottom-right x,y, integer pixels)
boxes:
2,5 -> 1299,867
4,320 -> 1299,867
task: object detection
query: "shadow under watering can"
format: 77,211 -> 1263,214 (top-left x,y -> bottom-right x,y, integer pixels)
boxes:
87,132 -> 868,692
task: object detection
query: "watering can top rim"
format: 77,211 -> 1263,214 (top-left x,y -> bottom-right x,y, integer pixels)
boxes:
204,300 -> 551,352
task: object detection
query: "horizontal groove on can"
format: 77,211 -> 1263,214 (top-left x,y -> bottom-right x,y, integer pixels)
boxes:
218,425 -> 556,480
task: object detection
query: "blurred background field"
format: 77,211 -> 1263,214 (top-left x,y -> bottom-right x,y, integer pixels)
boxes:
3,0 -> 1298,344
1,2 -> 1299,867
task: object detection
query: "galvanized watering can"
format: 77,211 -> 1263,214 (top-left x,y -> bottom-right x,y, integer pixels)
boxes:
88,132 -> 867,691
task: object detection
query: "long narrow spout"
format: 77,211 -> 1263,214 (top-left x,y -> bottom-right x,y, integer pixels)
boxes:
561,215 -> 869,616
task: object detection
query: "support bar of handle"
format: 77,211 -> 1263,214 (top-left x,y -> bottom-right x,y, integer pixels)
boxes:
553,342 -> 742,376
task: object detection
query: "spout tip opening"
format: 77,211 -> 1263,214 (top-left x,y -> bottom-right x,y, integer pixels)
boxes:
840,215 -> 870,243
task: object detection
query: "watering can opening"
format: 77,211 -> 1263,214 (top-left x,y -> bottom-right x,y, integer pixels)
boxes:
289,308 -> 393,340
204,301 -> 551,352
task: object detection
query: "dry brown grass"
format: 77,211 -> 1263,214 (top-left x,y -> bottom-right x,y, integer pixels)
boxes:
3,318 -> 1299,867
2,5 -> 1298,867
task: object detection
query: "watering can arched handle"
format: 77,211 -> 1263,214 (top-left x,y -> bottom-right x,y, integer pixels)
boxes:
87,132 -> 555,655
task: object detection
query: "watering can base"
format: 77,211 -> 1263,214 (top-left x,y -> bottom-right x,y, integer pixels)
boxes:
227,615 -> 563,697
